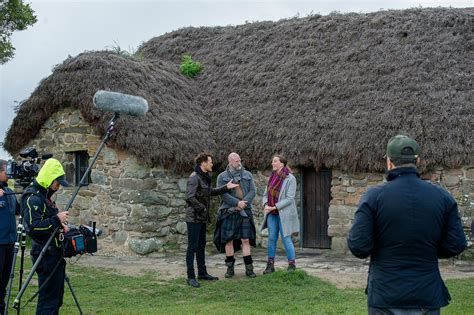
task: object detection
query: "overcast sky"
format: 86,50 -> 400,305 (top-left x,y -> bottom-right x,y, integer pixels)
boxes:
0,0 -> 472,160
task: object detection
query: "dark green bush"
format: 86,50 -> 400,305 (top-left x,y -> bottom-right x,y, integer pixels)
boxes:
180,55 -> 203,78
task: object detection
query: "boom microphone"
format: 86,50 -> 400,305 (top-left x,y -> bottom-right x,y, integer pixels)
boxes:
93,90 -> 149,117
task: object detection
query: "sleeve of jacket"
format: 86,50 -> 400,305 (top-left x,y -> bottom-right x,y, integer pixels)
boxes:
437,197 -> 467,258
23,194 -> 61,236
243,172 -> 257,205
217,173 -> 239,206
211,184 -> 229,196
185,175 -> 206,213
275,176 -> 296,210
347,188 -> 377,259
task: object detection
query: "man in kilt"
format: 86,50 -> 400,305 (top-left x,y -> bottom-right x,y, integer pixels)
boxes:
214,153 -> 257,278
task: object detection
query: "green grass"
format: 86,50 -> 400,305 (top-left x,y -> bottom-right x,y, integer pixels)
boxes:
7,260 -> 474,314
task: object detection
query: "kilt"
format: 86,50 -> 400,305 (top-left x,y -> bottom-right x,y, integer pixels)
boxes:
219,212 -> 254,241
213,208 -> 256,253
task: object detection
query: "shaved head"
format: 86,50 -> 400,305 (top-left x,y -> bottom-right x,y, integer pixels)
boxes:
228,152 -> 240,162
228,152 -> 242,170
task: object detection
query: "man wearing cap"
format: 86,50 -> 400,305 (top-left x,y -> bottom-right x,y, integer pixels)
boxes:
21,158 -> 69,315
0,160 -> 20,314
348,135 -> 467,315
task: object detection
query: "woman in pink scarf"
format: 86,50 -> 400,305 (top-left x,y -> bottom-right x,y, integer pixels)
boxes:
260,155 -> 300,274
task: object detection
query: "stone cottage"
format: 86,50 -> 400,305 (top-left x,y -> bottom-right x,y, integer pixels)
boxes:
4,8 -> 473,255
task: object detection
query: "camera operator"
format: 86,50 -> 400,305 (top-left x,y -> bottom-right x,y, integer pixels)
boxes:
21,158 -> 69,315
0,160 -> 20,315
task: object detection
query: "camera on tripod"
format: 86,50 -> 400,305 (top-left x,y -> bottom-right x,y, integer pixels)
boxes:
63,223 -> 102,258
6,147 -> 52,188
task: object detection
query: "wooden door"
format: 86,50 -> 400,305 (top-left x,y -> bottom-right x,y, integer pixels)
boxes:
302,168 -> 332,248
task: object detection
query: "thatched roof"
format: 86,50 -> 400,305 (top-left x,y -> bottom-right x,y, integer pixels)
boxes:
5,7 -> 473,172
4,52 -> 215,170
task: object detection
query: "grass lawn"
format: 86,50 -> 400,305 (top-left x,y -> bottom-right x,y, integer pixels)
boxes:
7,260 -> 474,314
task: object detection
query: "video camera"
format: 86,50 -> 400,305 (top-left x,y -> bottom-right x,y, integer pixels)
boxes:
63,223 -> 102,258
6,147 -> 52,188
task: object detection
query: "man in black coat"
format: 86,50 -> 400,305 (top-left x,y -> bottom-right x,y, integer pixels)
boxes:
0,160 -> 20,314
185,153 -> 237,288
348,135 -> 467,315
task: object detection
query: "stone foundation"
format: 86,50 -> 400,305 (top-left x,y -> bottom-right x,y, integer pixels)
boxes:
329,167 -> 473,253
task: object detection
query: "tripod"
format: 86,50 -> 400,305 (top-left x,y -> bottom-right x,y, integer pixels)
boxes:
11,113 -> 120,314
4,215 -> 26,315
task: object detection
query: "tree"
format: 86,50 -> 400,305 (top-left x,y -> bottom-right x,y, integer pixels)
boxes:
0,0 -> 37,64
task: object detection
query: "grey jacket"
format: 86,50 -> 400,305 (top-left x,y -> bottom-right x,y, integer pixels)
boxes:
260,173 -> 300,237
217,169 -> 256,211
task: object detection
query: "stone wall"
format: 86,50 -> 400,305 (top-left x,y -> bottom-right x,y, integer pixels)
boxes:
16,108 -> 471,255
20,109 -> 190,255
328,166 -> 474,253
18,108 -> 303,255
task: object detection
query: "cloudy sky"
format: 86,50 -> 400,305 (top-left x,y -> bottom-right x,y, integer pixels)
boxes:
0,0 -> 472,160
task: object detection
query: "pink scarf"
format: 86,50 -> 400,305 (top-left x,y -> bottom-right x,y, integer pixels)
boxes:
266,166 -> 290,207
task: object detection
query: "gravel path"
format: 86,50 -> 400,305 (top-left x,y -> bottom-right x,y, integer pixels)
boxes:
72,248 -> 474,288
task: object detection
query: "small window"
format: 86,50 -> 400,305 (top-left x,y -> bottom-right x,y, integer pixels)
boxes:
75,151 -> 91,186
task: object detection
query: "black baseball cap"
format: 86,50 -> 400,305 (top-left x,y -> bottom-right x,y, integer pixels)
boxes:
55,175 -> 69,187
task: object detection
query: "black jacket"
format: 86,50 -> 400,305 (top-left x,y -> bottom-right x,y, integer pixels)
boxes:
0,182 -> 20,244
348,167 -> 467,309
185,167 -> 228,223
21,180 -> 63,249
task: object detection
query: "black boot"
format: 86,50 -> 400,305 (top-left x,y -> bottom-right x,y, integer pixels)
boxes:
263,262 -> 275,274
186,278 -> 200,288
243,255 -> 256,278
245,263 -> 257,278
225,256 -> 235,278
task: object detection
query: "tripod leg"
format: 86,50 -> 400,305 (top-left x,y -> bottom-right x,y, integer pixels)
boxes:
19,231 -> 26,291
4,246 -> 18,315
13,227 -> 60,310
5,220 -> 24,315
16,232 -> 26,315
5,248 -> 18,314
64,274 -> 82,315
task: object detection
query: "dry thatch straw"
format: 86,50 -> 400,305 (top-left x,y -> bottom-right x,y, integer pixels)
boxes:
5,8 -> 473,172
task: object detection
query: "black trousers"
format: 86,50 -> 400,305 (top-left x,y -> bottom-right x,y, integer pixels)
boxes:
31,251 -> 65,315
0,244 -> 14,314
186,222 -> 208,279
368,307 -> 440,315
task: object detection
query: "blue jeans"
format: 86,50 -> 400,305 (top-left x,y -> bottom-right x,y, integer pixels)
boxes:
266,214 -> 295,261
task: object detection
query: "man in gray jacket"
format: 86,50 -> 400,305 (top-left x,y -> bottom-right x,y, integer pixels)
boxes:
214,153 -> 257,278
